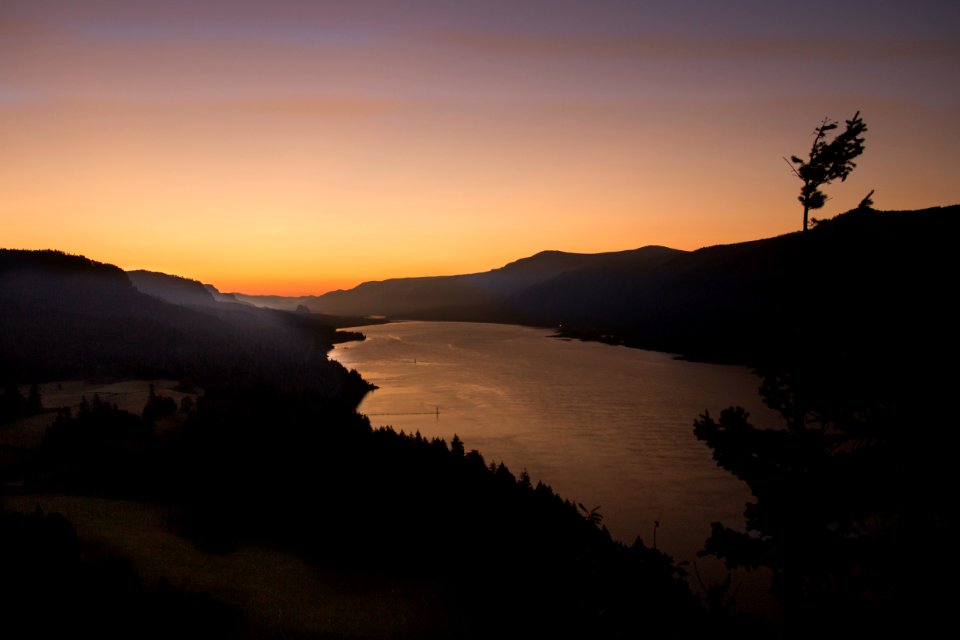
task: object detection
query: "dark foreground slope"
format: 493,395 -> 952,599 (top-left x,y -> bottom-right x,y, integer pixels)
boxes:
683,209 -> 959,638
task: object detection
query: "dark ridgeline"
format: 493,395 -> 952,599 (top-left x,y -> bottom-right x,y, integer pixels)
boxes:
285,205 -> 958,370
235,245 -> 685,319
0,249 -> 725,638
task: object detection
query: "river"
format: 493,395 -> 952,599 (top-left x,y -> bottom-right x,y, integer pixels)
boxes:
331,321 -> 777,566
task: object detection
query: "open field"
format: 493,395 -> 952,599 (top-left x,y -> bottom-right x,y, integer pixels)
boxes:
1,380 -> 198,449
1,493 -> 452,639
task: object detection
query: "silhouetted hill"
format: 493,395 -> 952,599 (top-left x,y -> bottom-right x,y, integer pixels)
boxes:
2,250 -> 168,319
127,269 -> 338,343
238,246 -> 683,320
203,283 -> 247,304
1,250 -> 221,381
0,250 -> 368,399
228,292 -> 316,310
254,206 -> 956,368
463,246 -> 683,302
523,206 -> 958,366
128,270 -> 219,308
493,247 -> 681,284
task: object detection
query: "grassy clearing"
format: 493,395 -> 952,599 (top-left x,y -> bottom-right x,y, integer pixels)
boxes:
1,494 -> 451,639
35,379 -> 195,417
1,380 -> 199,449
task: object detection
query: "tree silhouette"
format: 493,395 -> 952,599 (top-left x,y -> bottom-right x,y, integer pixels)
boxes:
693,369 -> 950,636
787,111 -> 867,231
577,503 -> 604,528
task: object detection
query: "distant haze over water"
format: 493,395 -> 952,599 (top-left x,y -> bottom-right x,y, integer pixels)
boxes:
331,321 -> 779,564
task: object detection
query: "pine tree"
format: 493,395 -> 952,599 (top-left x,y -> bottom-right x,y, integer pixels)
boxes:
787,111 -> 867,231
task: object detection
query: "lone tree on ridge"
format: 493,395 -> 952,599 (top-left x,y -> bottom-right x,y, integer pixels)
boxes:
787,111 -> 867,231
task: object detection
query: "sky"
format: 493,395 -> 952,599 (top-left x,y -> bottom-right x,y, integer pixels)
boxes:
2,1 -> 958,295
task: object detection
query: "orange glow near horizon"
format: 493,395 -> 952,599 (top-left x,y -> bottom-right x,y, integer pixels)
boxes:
3,2 -> 959,296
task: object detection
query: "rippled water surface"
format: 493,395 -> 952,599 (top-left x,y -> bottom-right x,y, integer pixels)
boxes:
332,321 -> 778,563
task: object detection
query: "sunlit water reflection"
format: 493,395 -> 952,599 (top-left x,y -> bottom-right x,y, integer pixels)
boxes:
331,321 -> 778,566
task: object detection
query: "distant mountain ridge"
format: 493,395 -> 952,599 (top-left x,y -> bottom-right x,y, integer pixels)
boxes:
233,205 -> 959,366
236,246 -> 684,319
127,269 -> 219,308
